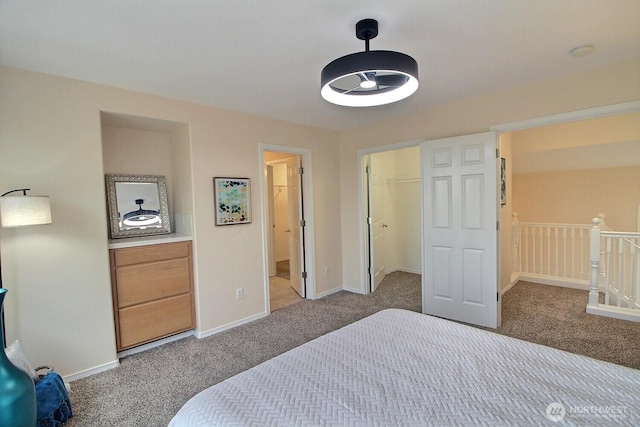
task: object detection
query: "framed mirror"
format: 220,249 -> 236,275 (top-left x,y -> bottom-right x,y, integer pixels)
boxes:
105,174 -> 171,239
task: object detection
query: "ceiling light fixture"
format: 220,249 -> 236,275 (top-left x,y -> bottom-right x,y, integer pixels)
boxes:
321,19 -> 419,107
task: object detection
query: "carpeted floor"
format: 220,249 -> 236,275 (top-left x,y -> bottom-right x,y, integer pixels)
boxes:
65,275 -> 638,426
494,281 -> 640,369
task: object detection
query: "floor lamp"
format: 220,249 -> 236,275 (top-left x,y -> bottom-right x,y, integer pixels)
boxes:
0,188 -> 52,347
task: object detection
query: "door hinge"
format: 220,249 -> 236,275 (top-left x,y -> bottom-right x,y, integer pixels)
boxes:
365,165 -> 370,174
497,221 -> 500,231
298,167 -> 303,175
496,148 -> 500,158
367,217 -> 372,225
302,271 -> 307,279
300,219 -> 306,227
497,292 -> 500,302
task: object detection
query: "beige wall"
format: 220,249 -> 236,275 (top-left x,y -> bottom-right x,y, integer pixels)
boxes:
339,59 -> 640,291
0,65 -> 340,377
1,58 -> 638,379
513,166 -> 640,231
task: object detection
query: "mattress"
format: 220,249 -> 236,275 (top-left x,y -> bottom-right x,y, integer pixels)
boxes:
169,309 -> 640,426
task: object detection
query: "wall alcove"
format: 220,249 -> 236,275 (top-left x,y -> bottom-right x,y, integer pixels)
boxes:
100,112 -> 196,353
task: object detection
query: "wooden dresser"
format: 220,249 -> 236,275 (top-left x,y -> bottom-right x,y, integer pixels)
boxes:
109,239 -> 195,351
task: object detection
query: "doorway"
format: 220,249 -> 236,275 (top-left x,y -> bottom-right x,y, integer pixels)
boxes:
263,148 -> 312,312
363,145 -> 422,293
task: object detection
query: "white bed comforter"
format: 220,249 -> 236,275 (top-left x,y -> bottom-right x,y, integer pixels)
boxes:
169,309 -> 640,426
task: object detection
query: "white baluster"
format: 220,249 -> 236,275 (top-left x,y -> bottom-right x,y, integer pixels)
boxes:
629,237 -> 637,309
617,238 -> 624,307
604,237 -> 611,305
579,228 -> 585,279
538,226 -> 543,275
589,218 -> 601,308
531,226 -> 537,274
553,227 -> 559,277
546,227 -> 551,276
571,228 -> 576,279
597,213 -> 607,285
524,226 -> 529,273
562,228 -> 567,278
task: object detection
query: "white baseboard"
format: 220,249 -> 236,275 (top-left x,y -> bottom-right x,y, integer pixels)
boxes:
64,359 -> 120,383
315,286 -> 345,299
196,312 -> 267,339
586,304 -> 640,323
513,274 -> 590,291
501,280 -> 518,295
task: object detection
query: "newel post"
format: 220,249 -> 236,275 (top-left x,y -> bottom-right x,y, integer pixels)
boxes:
589,217 -> 602,307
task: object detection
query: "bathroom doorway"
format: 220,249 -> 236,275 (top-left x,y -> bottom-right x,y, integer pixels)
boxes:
264,150 -> 306,311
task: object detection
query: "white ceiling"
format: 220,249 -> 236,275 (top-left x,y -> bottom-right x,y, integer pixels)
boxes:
1,1 -> 639,131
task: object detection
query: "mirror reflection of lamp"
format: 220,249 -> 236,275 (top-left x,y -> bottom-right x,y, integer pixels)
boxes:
122,199 -> 161,229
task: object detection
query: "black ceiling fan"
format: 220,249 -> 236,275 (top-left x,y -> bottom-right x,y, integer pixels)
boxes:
321,19 -> 419,107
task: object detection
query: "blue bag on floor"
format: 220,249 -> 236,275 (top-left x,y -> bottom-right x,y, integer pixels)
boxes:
35,371 -> 73,427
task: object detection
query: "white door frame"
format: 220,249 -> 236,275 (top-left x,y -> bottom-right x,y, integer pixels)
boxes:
358,139 -> 423,294
259,144 -> 316,312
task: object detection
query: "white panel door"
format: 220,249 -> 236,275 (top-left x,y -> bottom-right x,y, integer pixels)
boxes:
370,154 -> 386,291
287,156 -> 305,297
422,132 -> 499,328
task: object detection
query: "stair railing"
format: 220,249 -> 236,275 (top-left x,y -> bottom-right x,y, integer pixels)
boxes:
511,213 -> 595,287
588,217 -> 640,322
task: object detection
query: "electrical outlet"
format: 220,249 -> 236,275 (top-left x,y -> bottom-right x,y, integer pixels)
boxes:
236,288 -> 243,299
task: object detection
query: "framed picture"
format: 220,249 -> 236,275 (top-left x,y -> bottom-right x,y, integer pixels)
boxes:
213,177 -> 251,225
500,158 -> 507,206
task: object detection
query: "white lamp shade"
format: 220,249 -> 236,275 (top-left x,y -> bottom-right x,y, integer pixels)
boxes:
0,196 -> 52,227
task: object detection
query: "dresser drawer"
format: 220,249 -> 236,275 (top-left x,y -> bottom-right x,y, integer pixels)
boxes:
115,258 -> 191,308
112,241 -> 190,267
118,294 -> 194,349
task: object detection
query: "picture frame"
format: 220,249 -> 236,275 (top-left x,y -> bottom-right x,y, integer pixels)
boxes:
213,177 -> 251,225
500,157 -> 507,206
105,174 -> 172,239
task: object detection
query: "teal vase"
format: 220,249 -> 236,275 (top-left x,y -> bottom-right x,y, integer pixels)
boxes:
0,288 -> 37,427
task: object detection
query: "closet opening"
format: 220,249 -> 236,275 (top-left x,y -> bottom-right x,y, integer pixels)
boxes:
362,145 -> 422,295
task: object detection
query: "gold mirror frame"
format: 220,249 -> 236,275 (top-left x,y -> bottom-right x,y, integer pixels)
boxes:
105,174 -> 171,239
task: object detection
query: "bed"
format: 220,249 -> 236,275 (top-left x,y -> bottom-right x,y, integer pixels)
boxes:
169,309 -> 640,426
